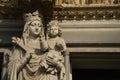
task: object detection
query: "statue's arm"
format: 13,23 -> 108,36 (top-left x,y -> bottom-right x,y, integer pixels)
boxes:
61,39 -> 67,52
56,38 -> 67,52
40,37 -> 48,51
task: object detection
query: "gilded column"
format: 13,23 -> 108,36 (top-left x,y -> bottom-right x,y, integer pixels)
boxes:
55,0 -> 63,5
81,0 -> 86,5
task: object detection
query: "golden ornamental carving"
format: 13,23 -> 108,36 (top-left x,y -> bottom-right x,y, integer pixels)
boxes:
54,0 -> 120,7
52,6 -> 120,20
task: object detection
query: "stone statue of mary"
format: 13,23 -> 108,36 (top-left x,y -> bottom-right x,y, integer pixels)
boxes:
8,11 -> 61,80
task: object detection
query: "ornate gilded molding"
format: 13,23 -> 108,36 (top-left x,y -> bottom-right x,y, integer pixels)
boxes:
52,5 -> 120,20
54,0 -> 120,7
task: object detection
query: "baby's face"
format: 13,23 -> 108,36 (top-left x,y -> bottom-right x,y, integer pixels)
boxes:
49,26 -> 59,37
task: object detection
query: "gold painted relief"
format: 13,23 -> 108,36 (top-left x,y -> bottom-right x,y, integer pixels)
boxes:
54,0 -> 120,7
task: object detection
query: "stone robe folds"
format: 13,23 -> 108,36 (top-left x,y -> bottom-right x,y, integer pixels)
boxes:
8,40 -> 58,80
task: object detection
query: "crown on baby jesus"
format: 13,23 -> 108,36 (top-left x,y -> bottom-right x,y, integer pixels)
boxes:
24,10 -> 42,22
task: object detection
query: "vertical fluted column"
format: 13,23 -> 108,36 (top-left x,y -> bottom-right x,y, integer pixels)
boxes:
55,0 -> 63,5
64,50 -> 71,80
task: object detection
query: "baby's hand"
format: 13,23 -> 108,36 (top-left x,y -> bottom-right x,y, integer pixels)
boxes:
56,43 -> 64,51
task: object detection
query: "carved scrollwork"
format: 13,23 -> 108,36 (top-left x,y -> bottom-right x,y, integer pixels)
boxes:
54,0 -> 120,7
52,6 -> 120,20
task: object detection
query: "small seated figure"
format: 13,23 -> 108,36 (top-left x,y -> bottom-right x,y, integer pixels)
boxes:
42,20 -> 67,80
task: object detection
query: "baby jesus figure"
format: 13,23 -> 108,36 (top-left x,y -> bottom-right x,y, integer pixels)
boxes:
40,20 -> 67,80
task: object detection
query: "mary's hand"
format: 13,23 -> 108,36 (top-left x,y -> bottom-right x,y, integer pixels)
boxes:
46,56 -> 58,66
46,56 -> 63,70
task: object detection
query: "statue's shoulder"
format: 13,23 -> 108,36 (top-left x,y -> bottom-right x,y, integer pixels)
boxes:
56,37 -> 65,42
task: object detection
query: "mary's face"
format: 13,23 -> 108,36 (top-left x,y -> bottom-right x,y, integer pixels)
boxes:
29,20 -> 42,36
